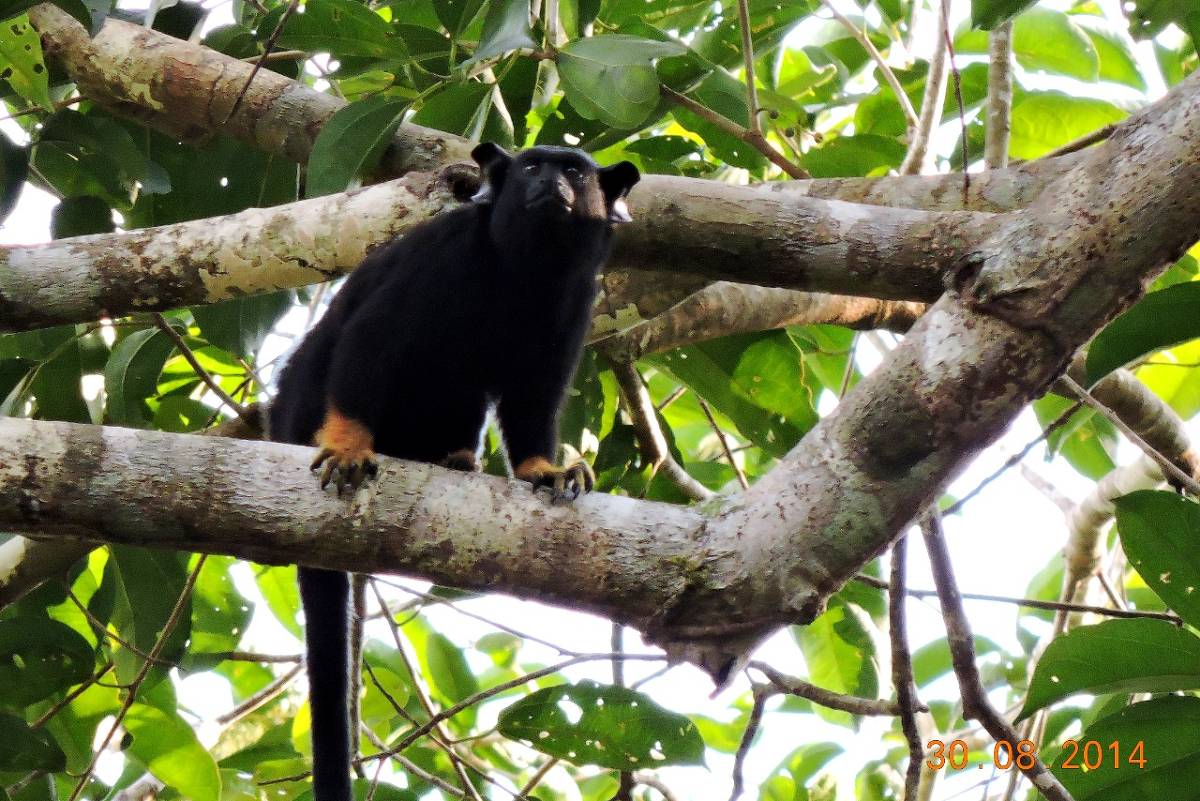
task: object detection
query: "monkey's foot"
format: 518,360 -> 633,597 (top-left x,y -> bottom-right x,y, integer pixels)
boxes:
515,456 -> 595,501
311,409 -> 378,493
439,449 -> 481,473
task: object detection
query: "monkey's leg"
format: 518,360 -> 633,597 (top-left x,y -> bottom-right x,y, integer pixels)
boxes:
311,407 -> 379,493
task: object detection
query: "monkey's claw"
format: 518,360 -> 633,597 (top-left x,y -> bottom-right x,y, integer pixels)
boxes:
311,446 -> 379,494
517,457 -> 595,501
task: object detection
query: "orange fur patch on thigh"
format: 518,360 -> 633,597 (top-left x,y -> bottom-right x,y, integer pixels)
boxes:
314,407 -> 375,458
514,456 -> 555,483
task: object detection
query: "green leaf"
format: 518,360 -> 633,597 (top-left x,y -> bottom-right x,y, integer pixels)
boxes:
104,328 -> 176,426
267,0 -> 404,59
1128,0 -> 1200,46
307,96 -> 407,198
1076,16 -> 1147,90
31,336 -> 90,423
0,128 -> 27,226
498,680 -> 705,769
801,134 -> 907,178
0,13 -> 51,107
402,618 -> 479,707
468,0 -> 535,63
0,0 -> 97,31
186,556 -> 254,661
558,35 -> 684,130
50,196 -> 115,239
255,565 -> 303,640
970,0 -> 1035,29
192,290 -> 294,358
411,82 -> 495,139
1053,696 -> 1200,798
433,0 -> 484,35
1014,8 -> 1098,81
1116,490 -> 1200,628
1032,394 -> 1117,480
911,636 -> 1001,687
0,618 -> 95,708
125,704 -> 221,801
792,598 -> 881,727
1019,619 -> 1200,719
649,331 -> 817,458
0,714 -> 66,771
109,547 -> 191,685
669,69 -> 766,170
1008,92 -> 1125,161
1086,283 -> 1200,384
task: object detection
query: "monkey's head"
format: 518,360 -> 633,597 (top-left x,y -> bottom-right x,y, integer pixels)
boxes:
470,143 -> 640,236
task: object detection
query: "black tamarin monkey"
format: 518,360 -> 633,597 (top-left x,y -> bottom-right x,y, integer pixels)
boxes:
268,143 -> 639,801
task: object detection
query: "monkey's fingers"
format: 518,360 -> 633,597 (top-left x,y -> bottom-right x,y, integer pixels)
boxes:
311,447 -> 335,471
551,461 -> 595,502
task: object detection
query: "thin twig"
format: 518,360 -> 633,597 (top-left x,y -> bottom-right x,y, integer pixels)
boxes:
360,723 -> 466,798
239,49 -> 307,63
152,313 -> 252,419
942,11 -> 970,200
920,511 -> 1076,801
852,573 -> 1181,623
367,580 -> 483,801
1039,124 -> 1116,161
943,399 -> 1085,516
68,556 -> 208,801
610,361 -> 713,501
748,662 -> 909,715
517,758 -> 559,798
226,0 -> 300,122
819,0 -> 918,131
889,536 -> 923,801
30,663 -> 114,729
898,0 -> 950,175
695,395 -> 749,490
727,685 -> 767,801
634,772 -> 682,801
215,663 -> 304,726
660,86 -> 810,178
1062,376 -> 1200,495
734,0 -> 761,135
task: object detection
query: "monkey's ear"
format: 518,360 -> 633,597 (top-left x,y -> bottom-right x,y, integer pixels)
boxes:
470,142 -> 512,205
598,161 -> 640,223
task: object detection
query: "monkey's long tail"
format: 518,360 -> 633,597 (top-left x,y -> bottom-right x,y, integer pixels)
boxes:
299,566 -> 353,801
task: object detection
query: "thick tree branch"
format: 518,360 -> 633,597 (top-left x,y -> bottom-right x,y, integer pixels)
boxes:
27,4 -> 470,174
0,167 -> 990,333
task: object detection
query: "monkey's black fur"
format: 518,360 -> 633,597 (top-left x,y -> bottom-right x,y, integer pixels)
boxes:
268,143 -> 639,801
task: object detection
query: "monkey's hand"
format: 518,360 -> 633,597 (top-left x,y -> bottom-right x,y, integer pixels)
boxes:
515,456 -> 595,501
311,409 -> 379,493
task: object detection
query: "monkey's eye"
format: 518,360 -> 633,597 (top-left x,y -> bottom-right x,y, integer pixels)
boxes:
522,163 -> 539,175
563,165 -> 581,179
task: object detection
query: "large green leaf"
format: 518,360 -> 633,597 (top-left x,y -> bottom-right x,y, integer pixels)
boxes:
1128,0 -> 1200,46
1053,696 -> 1200,799
1086,283 -> 1200,384
498,680 -> 705,769
958,9 -> 1099,81
557,35 -> 684,130
1116,490 -> 1200,628
1076,16 -> 1147,91
125,704 -> 221,801
0,13 -> 51,107
0,128 -> 27,226
649,331 -> 817,458
254,564 -> 303,640
970,0 -> 1036,29
468,0 -> 535,63
1008,92 -> 1125,160
911,636 -> 1001,687
0,714 -> 66,771
306,96 -> 407,198
192,290 -> 295,359
109,547 -> 191,685
433,0 -> 484,35
792,598 -> 881,727
1019,619 -> 1200,719
185,556 -> 254,664
801,134 -> 906,178
266,0 -> 404,59
0,618 -> 94,708
32,336 -> 90,422
0,0 -> 98,31
50,196 -> 115,239
104,328 -> 176,426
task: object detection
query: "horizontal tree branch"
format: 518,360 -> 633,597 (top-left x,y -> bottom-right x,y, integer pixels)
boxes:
0,165 -> 992,333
